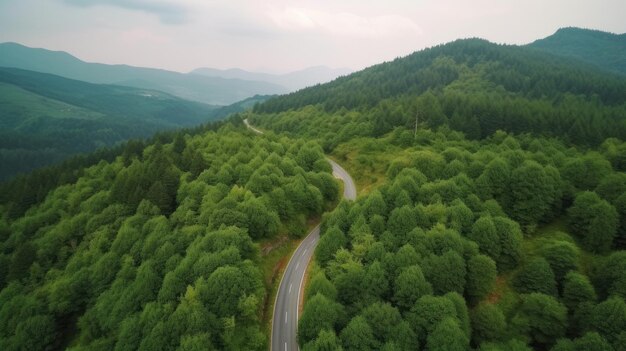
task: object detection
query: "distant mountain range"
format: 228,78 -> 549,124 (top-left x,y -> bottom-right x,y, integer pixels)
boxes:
0,42 -> 352,105
190,66 -> 352,91
0,42 -> 286,105
528,27 -> 626,75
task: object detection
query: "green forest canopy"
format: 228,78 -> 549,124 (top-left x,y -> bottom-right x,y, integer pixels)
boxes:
243,37 -> 626,351
0,121 -> 339,350
251,39 -> 626,148
298,128 -> 626,351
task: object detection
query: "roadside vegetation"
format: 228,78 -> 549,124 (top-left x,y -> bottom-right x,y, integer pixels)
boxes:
246,38 -> 626,350
297,127 -> 626,350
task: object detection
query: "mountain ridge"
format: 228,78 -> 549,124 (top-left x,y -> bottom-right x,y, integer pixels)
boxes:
0,42 -> 287,105
527,27 -> 626,75
250,36 -> 626,149
254,37 -> 626,115
0,66 -> 219,180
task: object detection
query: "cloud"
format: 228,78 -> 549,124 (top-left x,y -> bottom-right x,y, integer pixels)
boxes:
267,7 -> 423,39
62,0 -> 187,24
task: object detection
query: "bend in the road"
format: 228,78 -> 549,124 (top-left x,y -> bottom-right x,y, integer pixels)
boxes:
270,157 -> 355,351
243,118 -> 264,134
243,119 -> 356,351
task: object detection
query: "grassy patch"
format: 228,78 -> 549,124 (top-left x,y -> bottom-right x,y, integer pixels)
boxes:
523,218 -> 571,256
529,218 -> 599,274
483,217 -> 597,317
331,137 -> 401,194
482,216 -> 605,327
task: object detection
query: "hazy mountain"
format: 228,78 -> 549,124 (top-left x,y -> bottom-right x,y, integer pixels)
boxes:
0,67 -> 218,180
190,65 -> 352,91
208,94 -> 273,120
528,27 -> 626,75
0,42 -> 287,105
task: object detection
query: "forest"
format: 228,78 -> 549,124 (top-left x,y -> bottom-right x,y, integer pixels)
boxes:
296,128 -> 626,351
0,120 -> 339,350
528,27 -> 626,76
251,39 -> 626,147
1,33 -> 626,351
243,38 -> 626,350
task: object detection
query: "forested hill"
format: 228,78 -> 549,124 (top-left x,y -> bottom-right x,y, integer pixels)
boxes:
528,27 -> 626,76
245,35 -> 626,351
0,67 -> 218,180
252,38 -> 626,146
0,119 -> 341,350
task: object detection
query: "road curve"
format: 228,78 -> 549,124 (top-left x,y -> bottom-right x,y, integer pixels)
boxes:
271,158 -> 355,351
243,118 -> 264,134
243,119 -> 357,351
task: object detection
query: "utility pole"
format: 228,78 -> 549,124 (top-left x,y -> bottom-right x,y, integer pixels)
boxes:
414,111 -> 419,138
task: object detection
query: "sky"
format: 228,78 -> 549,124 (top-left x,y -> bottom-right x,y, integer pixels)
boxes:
0,0 -> 625,73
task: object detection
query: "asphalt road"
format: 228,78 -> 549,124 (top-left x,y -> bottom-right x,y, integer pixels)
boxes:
243,119 -> 357,351
327,158 -> 357,202
271,157 -> 356,351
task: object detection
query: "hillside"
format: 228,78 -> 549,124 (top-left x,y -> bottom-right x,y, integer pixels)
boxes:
529,27 -> 626,75
0,42 -> 287,105
191,66 -> 352,91
0,67 -> 218,180
252,38 -> 626,147
245,37 -> 626,350
0,119 -> 340,350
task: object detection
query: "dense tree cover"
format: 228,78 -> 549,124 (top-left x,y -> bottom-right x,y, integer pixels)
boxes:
251,39 -> 626,148
0,119 -> 233,219
0,122 -> 339,350
245,39 -> 626,350
528,27 -> 626,76
567,191 -> 618,253
299,126 -> 626,350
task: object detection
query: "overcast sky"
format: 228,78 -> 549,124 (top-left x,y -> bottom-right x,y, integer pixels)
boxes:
1,0 -> 624,73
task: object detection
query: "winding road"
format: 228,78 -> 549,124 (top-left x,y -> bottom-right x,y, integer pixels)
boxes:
243,119 -> 357,351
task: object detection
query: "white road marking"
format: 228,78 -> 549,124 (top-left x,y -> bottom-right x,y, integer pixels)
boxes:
289,283 -> 292,293
296,256 -> 307,322
295,262 -> 300,270
303,248 -> 308,255
285,312 -> 287,324
285,342 -> 287,351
